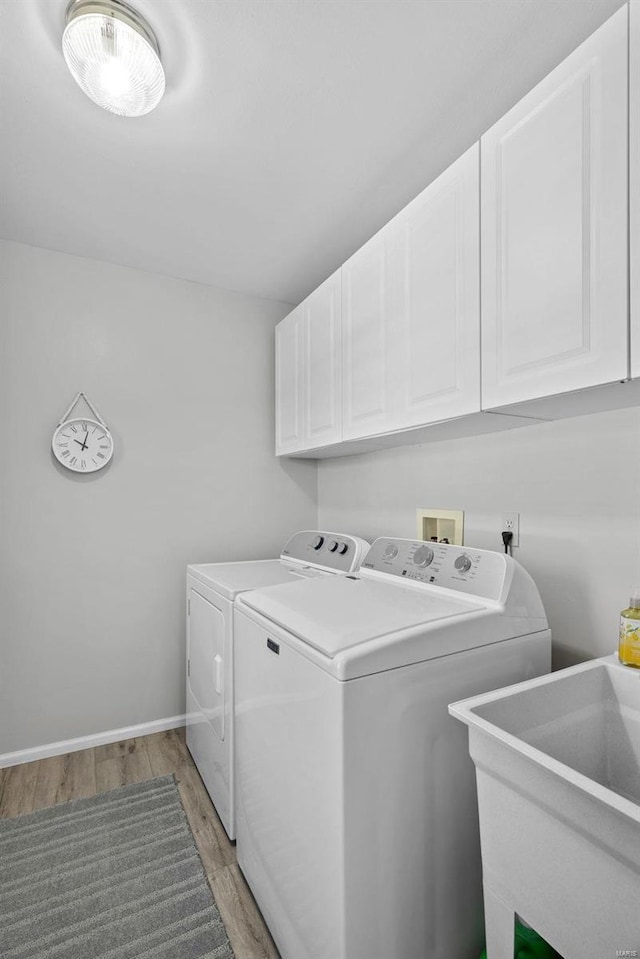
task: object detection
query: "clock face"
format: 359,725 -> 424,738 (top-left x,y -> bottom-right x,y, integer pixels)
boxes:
52,418 -> 114,472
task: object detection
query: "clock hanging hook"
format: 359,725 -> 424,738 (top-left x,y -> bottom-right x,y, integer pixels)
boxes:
57,392 -> 109,429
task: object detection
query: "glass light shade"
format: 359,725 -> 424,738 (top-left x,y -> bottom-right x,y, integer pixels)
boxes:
62,1 -> 165,117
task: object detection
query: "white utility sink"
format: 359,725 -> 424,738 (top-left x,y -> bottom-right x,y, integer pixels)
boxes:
449,655 -> 640,959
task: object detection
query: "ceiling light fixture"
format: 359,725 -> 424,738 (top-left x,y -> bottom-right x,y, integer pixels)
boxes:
62,0 -> 165,117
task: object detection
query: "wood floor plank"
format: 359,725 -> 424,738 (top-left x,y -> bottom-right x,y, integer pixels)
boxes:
93,739 -> 126,763
95,737 -> 154,791
146,729 -> 236,873
32,753 -> 67,810
94,757 -> 123,792
172,731 -> 236,869
51,748 -> 97,803
144,728 -> 189,777
0,759 -> 40,817
177,761 -> 236,873
209,863 -> 280,959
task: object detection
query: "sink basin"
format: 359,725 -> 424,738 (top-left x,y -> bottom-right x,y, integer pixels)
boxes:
460,654 -> 640,809
449,655 -> 640,959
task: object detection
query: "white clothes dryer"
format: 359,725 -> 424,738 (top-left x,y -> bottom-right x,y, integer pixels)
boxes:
233,537 -> 552,959
185,530 -> 369,839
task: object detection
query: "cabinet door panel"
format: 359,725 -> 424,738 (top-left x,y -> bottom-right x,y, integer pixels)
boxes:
631,0 -> 640,379
481,7 -> 628,408
305,270 -> 342,447
275,307 -> 305,455
395,143 -> 480,427
342,229 -> 395,439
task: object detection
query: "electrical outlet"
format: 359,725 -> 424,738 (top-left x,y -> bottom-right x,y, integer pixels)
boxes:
501,512 -> 520,547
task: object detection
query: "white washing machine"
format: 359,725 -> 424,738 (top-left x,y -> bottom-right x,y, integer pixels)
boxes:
233,537 -> 552,959
185,530 -> 369,839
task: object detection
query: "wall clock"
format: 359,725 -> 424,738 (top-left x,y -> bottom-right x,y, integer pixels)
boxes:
52,392 -> 114,473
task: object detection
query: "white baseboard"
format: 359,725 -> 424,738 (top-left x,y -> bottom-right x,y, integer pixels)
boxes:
0,714 -> 187,769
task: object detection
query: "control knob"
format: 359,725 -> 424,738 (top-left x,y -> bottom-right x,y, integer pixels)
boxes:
328,540 -> 339,552
384,544 -> 399,559
454,554 -> 472,573
312,535 -> 324,550
413,545 -> 434,568
338,542 -> 349,555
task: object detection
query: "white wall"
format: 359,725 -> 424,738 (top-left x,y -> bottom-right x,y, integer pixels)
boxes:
0,240 -> 317,755
317,407 -> 640,668
2,238 -> 637,753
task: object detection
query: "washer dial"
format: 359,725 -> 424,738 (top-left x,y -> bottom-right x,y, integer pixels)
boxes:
413,545 -> 434,568
454,554 -> 472,573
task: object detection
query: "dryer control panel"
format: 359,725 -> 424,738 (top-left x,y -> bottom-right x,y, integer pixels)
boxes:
361,538 -> 508,603
280,530 -> 369,573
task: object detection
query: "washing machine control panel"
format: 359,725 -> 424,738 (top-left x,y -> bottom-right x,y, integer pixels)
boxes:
361,538 -> 508,602
280,530 -> 368,573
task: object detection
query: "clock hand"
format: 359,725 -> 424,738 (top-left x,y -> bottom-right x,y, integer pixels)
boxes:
73,438 -> 84,447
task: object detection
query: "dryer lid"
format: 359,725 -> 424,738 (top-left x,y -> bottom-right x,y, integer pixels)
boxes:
239,574 -> 482,657
188,560 -> 321,600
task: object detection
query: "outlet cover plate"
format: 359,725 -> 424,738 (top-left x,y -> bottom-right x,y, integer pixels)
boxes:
501,512 -> 520,547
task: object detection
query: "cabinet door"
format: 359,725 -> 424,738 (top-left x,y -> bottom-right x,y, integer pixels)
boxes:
481,7 -> 628,408
631,0 -> 640,379
305,270 -> 342,447
341,227 -> 395,439
394,143 -> 480,428
275,306 -> 305,455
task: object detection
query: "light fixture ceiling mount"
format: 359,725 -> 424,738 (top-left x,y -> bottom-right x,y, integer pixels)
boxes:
62,0 -> 165,117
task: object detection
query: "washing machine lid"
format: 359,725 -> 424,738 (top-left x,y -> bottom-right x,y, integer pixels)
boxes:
188,560 -> 321,600
240,574 -> 483,656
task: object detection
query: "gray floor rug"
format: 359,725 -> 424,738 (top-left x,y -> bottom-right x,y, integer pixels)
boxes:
0,775 -> 235,959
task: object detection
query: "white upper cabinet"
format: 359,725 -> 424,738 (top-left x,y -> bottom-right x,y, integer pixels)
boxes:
631,0 -> 640,380
481,7 -> 628,409
394,143 -> 480,428
275,271 -> 342,455
275,305 -> 305,455
275,6 -> 636,458
304,270 -> 342,448
341,226 -> 396,439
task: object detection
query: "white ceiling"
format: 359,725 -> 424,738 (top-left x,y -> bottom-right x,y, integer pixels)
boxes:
0,0 -> 625,305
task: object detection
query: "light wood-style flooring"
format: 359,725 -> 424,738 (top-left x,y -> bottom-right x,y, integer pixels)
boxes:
0,729 -> 280,959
